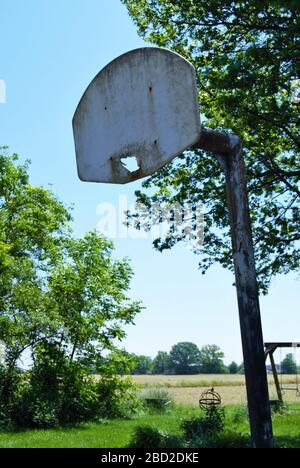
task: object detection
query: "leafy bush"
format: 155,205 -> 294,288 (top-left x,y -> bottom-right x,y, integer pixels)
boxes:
140,387 -> 172,401
139,387 -> 172,412
129,426 -> 168,448
30,400 -> 59,429
0,364 -> 24,429
270,401 -> 288,415
128,425 -> 182,448
1,344 -> 142,429
181,407 -> 251,448
95,376 -> 142,419
10,344 -> 100,428
181,408 -> 225,440
128,406 -> 251,449
230,405 -> 249,424
0,404 -> 12,430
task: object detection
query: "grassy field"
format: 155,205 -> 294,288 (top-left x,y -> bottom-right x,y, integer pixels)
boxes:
0,404 -> 300,448
0,407 -> 193,448
131,374 -> 300,406
1,374 -> 299,448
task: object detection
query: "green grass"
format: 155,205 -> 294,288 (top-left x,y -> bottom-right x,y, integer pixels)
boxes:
272,405 -> 300,448
0,406 -> 194,449
227,403 -> 300,448
0,404 -> 299,448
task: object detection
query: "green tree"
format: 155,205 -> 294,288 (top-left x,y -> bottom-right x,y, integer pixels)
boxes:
131,354 -> 153,374
0,149 -> 70,398
152,351 -> 171,374
48,231 -> 142,367
281,353 -> 297,374
169,342 -> 201,374
100,348 -> 138,376
0,150 -> 142,425
122,1 -> 300,293
228,361 -> 238,374
199,344 -> 227,374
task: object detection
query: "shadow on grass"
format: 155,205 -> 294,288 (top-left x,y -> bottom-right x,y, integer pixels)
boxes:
274,435 -> 300,449
0,419 -> 110,435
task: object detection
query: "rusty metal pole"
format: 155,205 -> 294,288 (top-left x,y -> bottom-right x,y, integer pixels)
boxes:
195,128 -> 274,448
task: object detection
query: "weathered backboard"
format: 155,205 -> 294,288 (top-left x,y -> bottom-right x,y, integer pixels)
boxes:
73,47 -> 201,184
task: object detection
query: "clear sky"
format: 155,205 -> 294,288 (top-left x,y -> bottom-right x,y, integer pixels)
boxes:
1,0 -> 299,365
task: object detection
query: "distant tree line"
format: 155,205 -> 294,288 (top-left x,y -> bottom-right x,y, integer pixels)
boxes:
128,344 -> 300,376
129,342 -> 244,375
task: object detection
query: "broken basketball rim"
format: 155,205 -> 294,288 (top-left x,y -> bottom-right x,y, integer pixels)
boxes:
73,47 -> 274,448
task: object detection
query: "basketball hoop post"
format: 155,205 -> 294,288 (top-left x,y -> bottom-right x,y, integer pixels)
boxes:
194,128 -> 273,448
72,47 -> 274,448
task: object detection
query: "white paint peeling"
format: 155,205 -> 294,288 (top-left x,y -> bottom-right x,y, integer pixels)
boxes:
73,48 -> 201,184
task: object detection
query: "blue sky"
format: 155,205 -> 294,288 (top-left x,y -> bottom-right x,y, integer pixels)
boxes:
1,0 -> 299,365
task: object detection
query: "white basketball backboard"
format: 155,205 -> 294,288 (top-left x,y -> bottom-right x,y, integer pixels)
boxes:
73,47 -> 201,184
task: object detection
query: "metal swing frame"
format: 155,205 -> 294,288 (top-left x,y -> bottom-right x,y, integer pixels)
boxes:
264,342 -> 300,404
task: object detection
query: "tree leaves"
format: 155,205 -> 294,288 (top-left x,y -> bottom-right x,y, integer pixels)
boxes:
0,150 -> 142,371
48,232 -> 142,362
122,0 -> 300,293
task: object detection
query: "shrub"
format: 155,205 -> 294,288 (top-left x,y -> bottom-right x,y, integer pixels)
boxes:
128,406 -> 251,449
181,408 -> 225,440
95,375 -> 142,419
0,342 -> 148,430
230,405 -> 249,424
30,400 -> 59,429
270,401 -> 289,416
129,426 -> 168,448
139,387 -> 172,412
0,364 -> 24,429
182,407 -> 251,448
128,426 -> 182,449
10,345 -> 100,428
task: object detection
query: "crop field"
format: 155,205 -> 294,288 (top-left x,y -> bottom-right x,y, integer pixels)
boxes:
130,374 -> 300,406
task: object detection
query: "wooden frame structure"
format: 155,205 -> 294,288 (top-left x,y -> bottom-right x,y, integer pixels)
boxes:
264,342 -> 300,404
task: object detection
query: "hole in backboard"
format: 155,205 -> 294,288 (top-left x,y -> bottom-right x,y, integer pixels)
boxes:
120,155 -> 140,173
